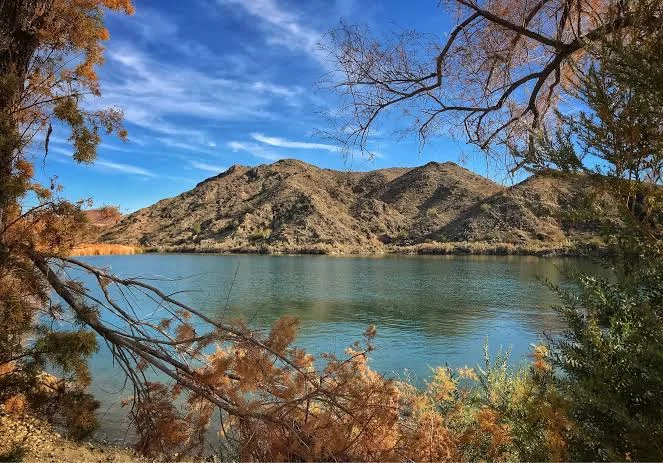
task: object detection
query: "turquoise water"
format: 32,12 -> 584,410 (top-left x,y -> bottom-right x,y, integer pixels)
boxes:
72,253 -> 593,441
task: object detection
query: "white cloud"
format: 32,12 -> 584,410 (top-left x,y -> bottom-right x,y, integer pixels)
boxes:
97,47 -> 305,142
250,81 -> 304,98
95,160 -> 156,177
251,133 -> 340,152
218,0 -> 327,65
190,161 -> 226,173
127,7 -> 216,61
98,141 -> 144,153
46,147 -> 73,159
228,141 -> 281,161
44,138 -> 191,180
156,137 -> 219,154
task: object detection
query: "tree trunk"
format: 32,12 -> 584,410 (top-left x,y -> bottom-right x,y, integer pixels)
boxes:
0,0 -> 52,238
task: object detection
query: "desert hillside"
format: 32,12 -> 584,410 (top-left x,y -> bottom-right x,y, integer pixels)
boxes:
101,159 -> 604,254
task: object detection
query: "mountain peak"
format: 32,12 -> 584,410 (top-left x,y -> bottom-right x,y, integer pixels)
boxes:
272,158 -> 311,167
227,164 -> 249,173
102,162 -> 594,253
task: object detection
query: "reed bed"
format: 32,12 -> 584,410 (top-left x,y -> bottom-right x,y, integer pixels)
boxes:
69,243 -> 142,256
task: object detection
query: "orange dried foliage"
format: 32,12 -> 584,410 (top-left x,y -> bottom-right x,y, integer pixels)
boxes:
131,383 -> 190,456
128,322 -> 568,462
3,394 -> 28,415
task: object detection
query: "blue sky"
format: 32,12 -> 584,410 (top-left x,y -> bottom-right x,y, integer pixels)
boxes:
36,0 -> 497,212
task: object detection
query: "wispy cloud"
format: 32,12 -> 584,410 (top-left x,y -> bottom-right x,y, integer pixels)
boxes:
190,161 -> 226,173
251,133 -> 340,152
97,47 -> 305,143
229,132 -> 344,163
118,6 -> 216,61
218,0 -> 327,65
228,141 -> 281,161
98,141 -> 145,153
156,137 -> 219,155
95,160 -> 156,177
44,144 -> 71,156
48,144 -> 157,177
134,7 -> 178,40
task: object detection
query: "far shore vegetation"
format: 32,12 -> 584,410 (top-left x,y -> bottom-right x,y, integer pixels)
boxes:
123,239 -> 605,257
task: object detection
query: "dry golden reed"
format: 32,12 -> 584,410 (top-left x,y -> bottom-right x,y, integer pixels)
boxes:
69,243 -> 142,256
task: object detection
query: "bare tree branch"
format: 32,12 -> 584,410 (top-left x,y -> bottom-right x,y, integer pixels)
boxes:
325,0 -> 663,165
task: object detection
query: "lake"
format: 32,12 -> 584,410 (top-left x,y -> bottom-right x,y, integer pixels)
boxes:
73,253 -> 594,442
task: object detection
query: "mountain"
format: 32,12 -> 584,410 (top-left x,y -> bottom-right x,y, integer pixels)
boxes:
80,206 -> 123,240
101,159 -> 604,254
83,207 -> 122,228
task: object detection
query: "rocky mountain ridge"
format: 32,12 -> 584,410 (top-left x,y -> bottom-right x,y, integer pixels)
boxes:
101,159 -> 603,254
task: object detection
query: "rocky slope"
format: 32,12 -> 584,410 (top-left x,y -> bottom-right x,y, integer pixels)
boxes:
101,160 -> 604,254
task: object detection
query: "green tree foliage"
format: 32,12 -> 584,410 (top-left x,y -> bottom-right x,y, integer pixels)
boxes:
553,256 -> 663,460
543,6 -> 663,459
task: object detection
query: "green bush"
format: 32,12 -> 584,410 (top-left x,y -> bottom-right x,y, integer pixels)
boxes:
551,245 -> 663,461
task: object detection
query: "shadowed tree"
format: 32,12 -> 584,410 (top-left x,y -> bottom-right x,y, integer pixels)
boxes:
543,16 -> 663,460
0,0 -> 133,438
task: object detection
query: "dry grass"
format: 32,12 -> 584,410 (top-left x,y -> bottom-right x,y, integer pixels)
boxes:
391,239 -> 609,256
392,240 -> 578,256
145,242 -> 337,255
69,243 -> 142,256
145,240 -> 390,255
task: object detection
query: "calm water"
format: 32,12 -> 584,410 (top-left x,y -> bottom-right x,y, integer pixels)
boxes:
72,253 -> 594,441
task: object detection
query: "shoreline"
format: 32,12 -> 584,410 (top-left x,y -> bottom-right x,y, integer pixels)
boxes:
0,412 -> 150,463
71,240 -> 607,258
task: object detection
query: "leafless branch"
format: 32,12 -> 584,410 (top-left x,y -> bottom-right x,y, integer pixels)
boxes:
324,0 -> 661,164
